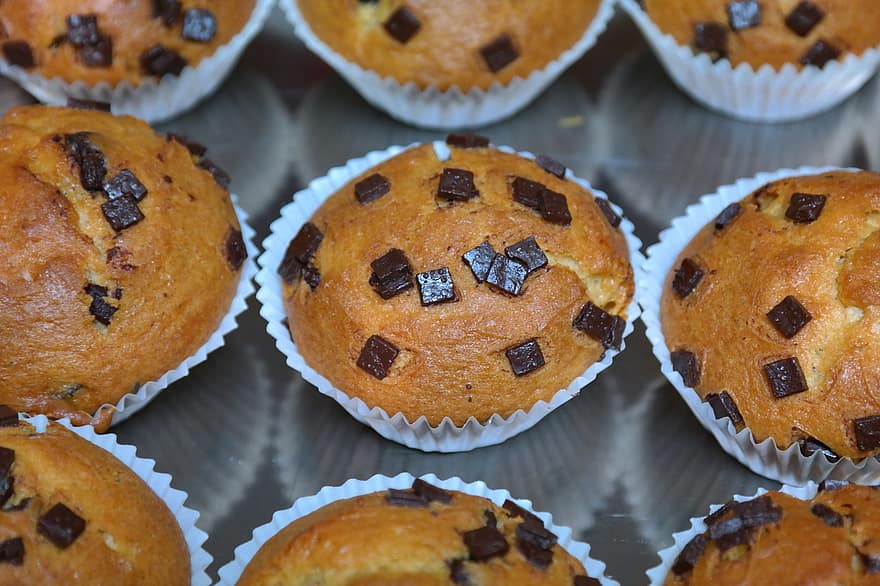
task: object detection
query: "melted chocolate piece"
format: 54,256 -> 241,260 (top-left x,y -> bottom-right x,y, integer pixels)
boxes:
0,538 -> 23,565
354,173 -> 390,204
67,98 -> 111,112
79,36 -> 113,68
302,266 -> 320,291
706,391 -> 743,425
517,539 -> 553,569
861,552 -> 880,574
37,504 -> 86,549
574,578 -> 601,586
483,510 -> 497,528
595,198 -> 621,228
198,158 -> 231,189
463,526 -> 509,561
103,169 -> 147,201
383,7 -> 421,44
536,155 -> 566,179
279,222 -> 323,284
515,518 -> 557,550
671,533 -> 707,575
671,349 -> 700,388
369,248 -> 414,299
141,44 -> 188,77
386,488 -> 428,508
446,134 -> 489,149
802,39 -> 840,68
449,559 -> 470,585
224,228 -> 247,271
64,133 -> 106,192
0,406 -> 17,427
818,479 -> 849,492
505,237 -> 547,275
764,357 -> 808,398
854,415 -> 880,451
786,193 -> 827,223
767,295 -> 812,339
672,258 -> 704,298
101,194 -> 144,232
714,202 -> 742,230
438,168 -> 479,201
462,241 -> 496,283
486,254 -> 527,296
89,295 -> 118,325
417,267 -> 457,306
505,339 -> 545,376
709,496 -> 781,551
693,22 -> 728,58
66,15 -> 100,47
168,133 -> 207,157
786,1 -> 825,37
480,34 -> 518,73
182,9 -> 217,43
511,176 -> 544,212
412,479 -> 452,504
503,500 -> 541,526
539,189 -> 572,225
153,0 -> 182,26
800,436 -> 839,461
2,41 -> 35,69
810,503 -> 843,527
84,283 -> 108,299
356,335 -> 399,380
574,302 -> 625,350
726,1 -> 761,31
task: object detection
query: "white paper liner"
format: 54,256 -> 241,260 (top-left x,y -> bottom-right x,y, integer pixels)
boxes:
640,165 -> 880,485
278,0 -> 615,129
217,472 -> 617,586
0,0 -> 274,124
255,141 -> 644,452
618,0 -> 880,123
108,198 -> 259,426
18,414 -> 211,585
645,482 -> 821,585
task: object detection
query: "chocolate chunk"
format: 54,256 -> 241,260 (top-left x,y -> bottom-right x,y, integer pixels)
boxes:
714,525 -> 755,551
483,510 -> 497,528
386,488 -> 428,508
141,44 -> 187,77
101,194 -> 144,232
153,0 -> 182,26
854,415 -> 880,451
302,266 -> 320,291
79,35 -> 113,67
463,526 -> 509,561
462,241 -> 496,283
786,1 -> 824,36
486,254 -> 527,296
168,133 -> 207,157
764,357 -> 808,398
505,339 -> 545,376
714,203 -> 742,230
417,267 -> 457,306
383,7 -> 421,44
89,296 -> 117,325
860,552 -> 880,573
357,335 -> 399,380
726,1 -> 761,31
354,173 -> 390,205
818,479 -> 850,492
539,189 -> 572,226
536,155 -> 566,179
67,98 -> 111,112
693,22 -> 728,58
810,503 -> 843,527
0,406 -> 17,427
64,133 -> 106,192
0,538 -> 23,565
786,193 -> 827,223
66,15 -> 100,47
369,248 -> 414,299
503,500 -> 541,526
446,134 -> 489,149
574,302 -> 625,350
37,504 -> 85,549
595,198 -> 622,228
438,168 -> 479,201
709,497 -> 781,551
671,533 -> 707,575
0,447 -> 14,486
511,176 -> 544,212
802,39 -> 840,68
224,228 -> 247,271
480,34 -> 518,73
449,559 -> 470,585
672,258 -> 704,298
734,495 -> 783,528
516,518 -> 557,550
279,223 -> 324,284
706,502 -> 734,528
706,391 -> 743,425
412,479 -> 452,504
505,237 -> 547,276
800,436 -> 840,460
182,9 -> 217,43
517,539 -> 553,569
198,158 -> 231,189
671,349 -> 700,388
767,295 -> 812,339
2,41 -> 34,69
103,169 -> 147,201
574,578 -> 601,586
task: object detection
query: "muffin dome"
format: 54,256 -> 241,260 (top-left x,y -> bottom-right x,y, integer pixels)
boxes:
278,140 -> 634,426
661,171 -> 880,459
0,0 -> 256,85
295,0 -> 601,90
642,0 -> 880,70
0,105 -> 245,429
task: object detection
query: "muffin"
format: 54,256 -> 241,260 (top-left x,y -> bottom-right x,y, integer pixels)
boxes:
0,104 -> 246,430
0,414 -> 190,584
275,137 -> 635,427
237,478 -> 597,585
660,170 -> 880,460
663,482 -> 880,585
642,0 -> 880,70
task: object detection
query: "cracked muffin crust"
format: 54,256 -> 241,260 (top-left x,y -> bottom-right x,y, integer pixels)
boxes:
665,483 -> 880,585
661,171 -> 880,459
238,479 -> 595,586
296,0 -> 601,91
0,416 -> 190,584
0,0 -> 256,86
0,105 -> 244,430
279,138 -> 634,426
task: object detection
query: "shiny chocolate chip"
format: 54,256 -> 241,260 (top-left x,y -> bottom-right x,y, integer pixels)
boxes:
224,228 -> 247,271
438,168 -> 479,201
801,39 -> 840,68
693,22 -> 727,57
462,241 -> 496,283
354,173 -> 390,204
79,35 -> 112,67
573,302 -> 625,350
505,237 -> 547,275
141,44 -> 187,77
764,357 -> 808,398
786,193 -> 827,223
511,176 -> 544,212
383,7 -> 421,44
417,267 -> 457,306
714,202 -> 742,231
595,198 -> 621,228
706,391 -> 743,425
37,503 -> 86,549
463,526 -> 509,561
672,258 -> 704,298
671,349 -> 700,388
412,479 -> 452,504
279,222 -> 323,284
854,415 -> 880,451
64,133 -> 106,192
767,295 -> 812,339
785,1 -> 824,36
539,188 -> 571,225
357,335 -> 399,380
505,339 -> 545,376
800,436 -> 840,461
536,155 -> 566,179
480,34 -> 518,73
103,169 -> 147,201
486,254 -> 527,296
726,1 -> 761,31
101,194 -> 144,232
66,15 -> 100,47
369,248 -> 414,299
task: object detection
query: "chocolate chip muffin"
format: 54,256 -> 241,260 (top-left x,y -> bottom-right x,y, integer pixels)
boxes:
278,136 -> 634,426
661,170 -> 880,460
295,0 -> 602,91
0,0 -> 256,85
238,478 -> 597,586
642,0 -> 880,70
0,412 -> 190,584
0,104 -> 245,429
665,482 -> 880,585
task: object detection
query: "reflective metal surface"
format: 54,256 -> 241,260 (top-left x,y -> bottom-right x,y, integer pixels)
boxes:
5,8 -> 879,585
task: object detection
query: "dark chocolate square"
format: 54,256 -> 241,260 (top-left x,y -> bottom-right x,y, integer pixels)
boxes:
785,1 -> 825,36
386,488 -> 428,508
693,22 -> 728,57
764,357 -> 808,398
2,41 -> 35,69
503,499 -> 541,526
573,302 -> 625,350
672,258 -> 704,298
505,236 -> 547,275
383,7 -> 421,44
714,202 -> 742,230
446,133 -> 489,149
438,168 -> 479,201
153,0 -> 182,26
462,241 -> 496,283
79,35 -> 113,68
356,335 -> 399,380
505,339 -> 545,376
449,559 -> 469,584
536,155 -> 566,179
486,254 -> 527,296
64,133 -> 107,192
417,267 -> 457,306
67,98 -> 111,112
810,503 -> 843,527
89,296 -> 117,325
37,503 -> 85,549
786,193 -> 827,224
198,158 -> 231,189
515,518 -> 557,550
283,222 -> 323,269
539,189 -> 571,226
671,349 -> 700,388
734,495 -> 782,528
369,248 -> 414,299
412,479 -> 453,504
801,39 -> 840,68
854,415 -> 880,451
462,526 -> 509,561
799,436 -> 839,461
0,537 -> 23,565
480,34 -> 519,73
767,295 -> 812,338
101,194 -> 143,232
595,198 -> 622,228
141,44 -> 188,77
182,9 -> 217,43
517,538 -> 553,569
706,391 -> 743,424
66,15 -> 100,47
103,169 -> 147,201
0,406 -> 17,427
224,228 -> 247,271
354,173 -> 390,204
671,533 -> 707,576
726,1 -> 761,31
511,176 -> 544,212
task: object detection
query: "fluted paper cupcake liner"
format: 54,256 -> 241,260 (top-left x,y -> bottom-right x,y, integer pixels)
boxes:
19,414 -> 211,585
0,0 -> 274,123
645,482 -> 819,585
618,0 -> 880,123
255,141 -> 644,452
640,166 -> 880,485
278,0 -> 614,129
217,472 -> 617,586
107,198 -> 258,426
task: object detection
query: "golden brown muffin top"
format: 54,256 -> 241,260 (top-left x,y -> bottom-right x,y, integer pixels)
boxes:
0,0 -> 256,86
296,0 -> 601,91
280,138 -> 634,426
0,417 -> 190,585
642,0 -> 880,70
661,171 -> 880,459
239,478 -> 595,586
665,483 -> 880,585
0,105 -> 244,430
